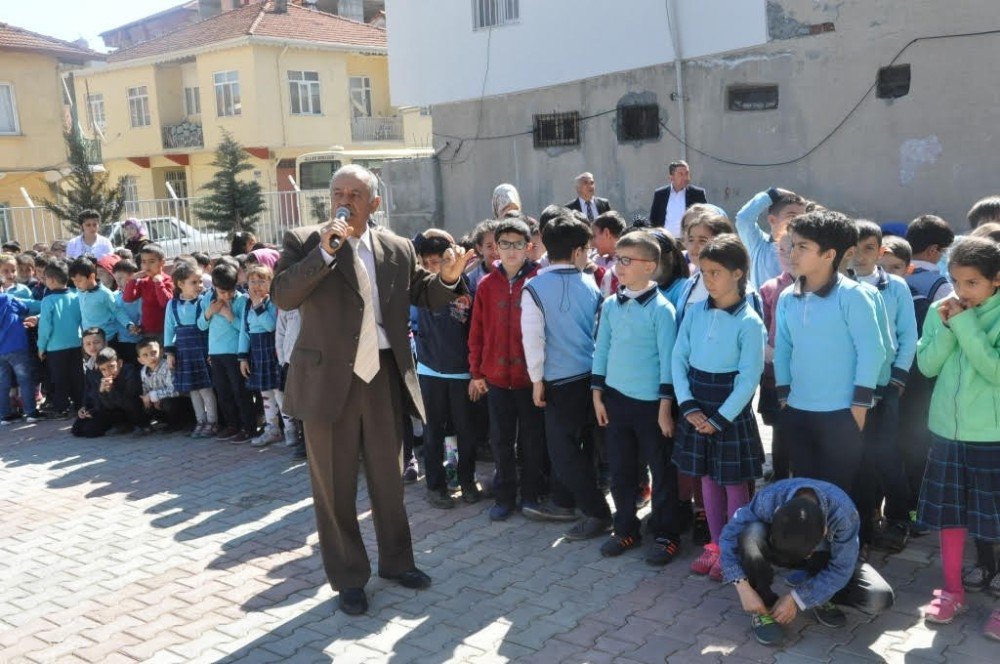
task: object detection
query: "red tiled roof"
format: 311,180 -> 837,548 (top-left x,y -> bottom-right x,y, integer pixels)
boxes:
107,1 -> 386,63
0,22 -> 104,62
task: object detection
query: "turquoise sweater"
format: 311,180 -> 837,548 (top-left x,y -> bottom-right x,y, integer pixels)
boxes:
591,286 -> 676,402
673,298 -> 766,427
197,290 -> 248,355
78,284 -> 132,341
237,298 -> 278,358
774,274 -> 887,411
38,289 -> 82,352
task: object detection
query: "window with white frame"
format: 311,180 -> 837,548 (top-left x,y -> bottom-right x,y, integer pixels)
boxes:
348,76 -> 372,118
473,0 -> 519,30
0,83 -> 21,134
288,71 -> 322,115
121,176 -> 139,205
213,71 -> 241,117
127,86 -> 151,127
184,86 -> 201,116
86,93 -> 106,131
164,170 -> 189,199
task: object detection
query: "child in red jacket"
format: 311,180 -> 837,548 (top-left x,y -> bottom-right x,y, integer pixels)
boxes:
123,245 -> 173,339
469,217 -> 561,522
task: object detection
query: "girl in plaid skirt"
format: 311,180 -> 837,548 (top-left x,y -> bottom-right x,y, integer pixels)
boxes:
238,265 -> 283,447
672,235 -> 766,581
163,262 -> 217,437
915,237 -> 1000,638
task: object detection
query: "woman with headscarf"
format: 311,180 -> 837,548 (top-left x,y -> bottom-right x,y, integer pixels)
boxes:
121,218 -> 150,256
491,183 -> 522,219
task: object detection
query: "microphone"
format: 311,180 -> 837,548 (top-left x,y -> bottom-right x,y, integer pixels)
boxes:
329,206 -> 351,250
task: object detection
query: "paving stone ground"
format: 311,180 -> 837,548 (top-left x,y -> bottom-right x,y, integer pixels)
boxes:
1,416 -> 997,663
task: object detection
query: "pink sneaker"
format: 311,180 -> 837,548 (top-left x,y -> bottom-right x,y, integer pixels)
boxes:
709,558 -> 723,582
984,608 -> 1000,641
922,589 -> 966,624
691,543 -> 720,575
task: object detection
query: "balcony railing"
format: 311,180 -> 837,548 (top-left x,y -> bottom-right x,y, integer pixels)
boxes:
162,121 -> 204,149
81,137 -> 102,165
351,115 -> 403,142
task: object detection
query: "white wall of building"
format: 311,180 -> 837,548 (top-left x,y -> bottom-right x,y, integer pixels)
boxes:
386,0 -> 767,106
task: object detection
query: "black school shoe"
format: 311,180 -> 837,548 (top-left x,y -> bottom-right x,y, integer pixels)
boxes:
338,587 -> 368,615
461,483 -> 483,504
379,568 -> 432,590
872,520 -> 910,553
564,516 -> 613,541
426,490 -> 456,509
600,533 -> 642,557
645,537 -> 681,566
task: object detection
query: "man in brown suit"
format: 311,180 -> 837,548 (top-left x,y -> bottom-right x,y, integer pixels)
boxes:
272,164 -> 471,615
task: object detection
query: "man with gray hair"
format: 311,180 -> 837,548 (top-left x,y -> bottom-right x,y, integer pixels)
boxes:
566,172 -> 611,222
272,163 -> 473,616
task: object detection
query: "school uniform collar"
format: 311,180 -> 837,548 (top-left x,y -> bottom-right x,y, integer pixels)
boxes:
792,272 -> 840,298
707,296 -> 747,314
84,283 -> 102,293
616,282 -> 658,305
498,259 -> 537,282
849,265 -> 889,291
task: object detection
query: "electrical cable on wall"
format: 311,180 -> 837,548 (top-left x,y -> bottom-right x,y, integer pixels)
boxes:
434,28 -> 1000,168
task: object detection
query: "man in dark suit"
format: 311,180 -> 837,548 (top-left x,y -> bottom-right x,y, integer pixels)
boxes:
565,172 -> 611,222
272,164 -> 471,616
648,160 -> 708,237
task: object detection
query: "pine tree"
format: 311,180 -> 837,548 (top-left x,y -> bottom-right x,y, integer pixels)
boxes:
43,132 -> 125,229
194,131 -> 265,234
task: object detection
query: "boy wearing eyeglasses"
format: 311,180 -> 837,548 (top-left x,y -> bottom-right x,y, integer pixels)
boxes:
412,231 -> 480,509
468,218 -> 553,522
591,231 -> 682,565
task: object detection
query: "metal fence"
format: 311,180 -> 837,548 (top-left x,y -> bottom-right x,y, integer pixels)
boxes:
0,190 -> 368,257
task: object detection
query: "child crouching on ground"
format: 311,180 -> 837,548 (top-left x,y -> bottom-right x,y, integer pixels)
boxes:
73,346 -> 148,437
137,337 -> 187,431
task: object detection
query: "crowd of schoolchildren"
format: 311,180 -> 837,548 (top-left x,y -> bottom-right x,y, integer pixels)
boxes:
3,185 -> 1000,647
402,183 -> 1000,646
0,213 -> 305,457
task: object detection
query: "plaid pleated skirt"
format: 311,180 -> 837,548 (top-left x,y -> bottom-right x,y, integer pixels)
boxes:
173,324 -> 212,393
672,368 -> 764,485
247,331 -> 281,391
917,435 -> 1000,541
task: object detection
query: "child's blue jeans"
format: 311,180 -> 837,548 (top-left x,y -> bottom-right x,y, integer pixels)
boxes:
0,349 -> 39,417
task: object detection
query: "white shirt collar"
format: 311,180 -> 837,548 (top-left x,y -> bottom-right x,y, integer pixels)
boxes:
350,226 -> 373,252
671,184 -> 685,195
911,259 -> 939,272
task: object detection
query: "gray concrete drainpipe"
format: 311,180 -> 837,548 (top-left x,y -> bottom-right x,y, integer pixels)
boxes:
665,0 -> 687,161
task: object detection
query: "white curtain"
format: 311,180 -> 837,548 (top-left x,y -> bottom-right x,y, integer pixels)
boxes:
0,85 -> 18,134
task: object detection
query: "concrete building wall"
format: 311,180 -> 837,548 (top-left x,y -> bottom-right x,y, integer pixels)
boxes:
423,0 -> 1000,235
386,0 -> 768,107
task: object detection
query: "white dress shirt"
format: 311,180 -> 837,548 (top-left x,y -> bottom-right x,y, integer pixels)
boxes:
321,228 -> 390,349
66,234 -> 114,260
665,186 -> 687,237
519,264 -> 567,383
578,197 -> 598,221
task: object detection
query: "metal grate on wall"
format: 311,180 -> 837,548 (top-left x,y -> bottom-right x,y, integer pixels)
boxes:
532,111 -> 580,148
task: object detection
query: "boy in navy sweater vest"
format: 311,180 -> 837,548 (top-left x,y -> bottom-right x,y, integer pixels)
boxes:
592,231 -> 681,565
522,212 -> 612,539
775,211 -> 887,494
413,231 -> 480,508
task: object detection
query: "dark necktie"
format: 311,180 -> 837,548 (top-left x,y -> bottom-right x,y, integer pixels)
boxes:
586,201 -> 594,222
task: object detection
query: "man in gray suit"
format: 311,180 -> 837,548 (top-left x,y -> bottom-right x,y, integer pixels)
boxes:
272,164 -> 471,615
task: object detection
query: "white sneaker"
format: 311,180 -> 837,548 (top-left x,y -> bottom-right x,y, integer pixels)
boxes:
251,426 -> 282,447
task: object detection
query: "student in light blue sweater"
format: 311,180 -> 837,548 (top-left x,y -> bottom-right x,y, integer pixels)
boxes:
113,260 -> 143,366
734,189 -> 807,290
592,231 -> 680,565
672,234 -> 767,580
68,257 -> 136,346
238,264 -> 283,448
522,212 -> 611,540
37,261 -> 83,415
847,221 -> 918,551
774,211 -> 887,499
199,262 -> 254,442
